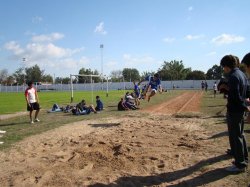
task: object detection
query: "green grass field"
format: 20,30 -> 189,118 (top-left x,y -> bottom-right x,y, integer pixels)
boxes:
0,90 -> 126,114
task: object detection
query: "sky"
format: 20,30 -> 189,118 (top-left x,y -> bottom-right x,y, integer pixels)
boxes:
0,0 -> 249,78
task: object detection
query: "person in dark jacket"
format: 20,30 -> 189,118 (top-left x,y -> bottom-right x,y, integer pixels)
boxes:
95,96 -> 104,111
220,54 -> 248,172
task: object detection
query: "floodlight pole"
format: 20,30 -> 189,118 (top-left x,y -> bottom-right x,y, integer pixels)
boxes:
106,76 -> 109,97
100,44 -> 104,90
70,74 -> 73,103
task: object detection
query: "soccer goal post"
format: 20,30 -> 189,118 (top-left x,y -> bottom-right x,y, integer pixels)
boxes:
70,74 -> 109,103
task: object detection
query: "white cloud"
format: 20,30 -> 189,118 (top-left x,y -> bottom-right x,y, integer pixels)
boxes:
32,16 -> 43,23
163,37 -> 175,43
94,22 -> 107,35
185,34 -> 204,40
211,34 -> 245,45
4,39 -> 85,70
188,6 -> 193,11
4,41 -> 24,55
32,33 -> 64,42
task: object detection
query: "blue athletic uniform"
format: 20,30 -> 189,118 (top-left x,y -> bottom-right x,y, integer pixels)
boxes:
134,84 -> 140,97
149,77 -> 161,90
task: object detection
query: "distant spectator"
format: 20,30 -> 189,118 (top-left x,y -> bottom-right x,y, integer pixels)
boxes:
205,81 -> 208,92
213,82 -> 217,98
201,81 -> 205,90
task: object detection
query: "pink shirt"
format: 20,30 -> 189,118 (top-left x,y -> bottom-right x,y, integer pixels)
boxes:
25,87 -> 37,103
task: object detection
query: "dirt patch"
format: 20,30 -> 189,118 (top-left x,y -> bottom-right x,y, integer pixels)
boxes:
0,91 -> 248,186
142,91 -> 203,115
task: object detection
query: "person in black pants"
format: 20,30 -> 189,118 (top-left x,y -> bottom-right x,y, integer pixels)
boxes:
220,54 -> 248,172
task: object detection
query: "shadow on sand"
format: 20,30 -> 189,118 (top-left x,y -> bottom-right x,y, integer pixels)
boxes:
89,154 -> 232,187
88,123 -> 121,128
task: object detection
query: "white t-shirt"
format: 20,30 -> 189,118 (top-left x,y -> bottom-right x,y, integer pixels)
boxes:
213,84 -> 217,91
25,87 -> 37,103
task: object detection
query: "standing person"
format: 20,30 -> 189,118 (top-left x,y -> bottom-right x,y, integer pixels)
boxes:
201,81 -> 205,90
25,81 -> 40,124
213,81 -> 217,98
133,80 -> 142,106
205,81 -> 208,92
220,54 -> 248,172
145,73 -> 162,102
241,52 -> 250,122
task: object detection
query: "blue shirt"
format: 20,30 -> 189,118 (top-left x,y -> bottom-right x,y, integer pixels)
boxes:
134,84 -> 140,96
149,77 -> 161,90
96,100 -> 103,110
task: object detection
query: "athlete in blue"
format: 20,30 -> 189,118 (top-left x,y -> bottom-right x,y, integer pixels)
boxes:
146,73 -> 162,102
133,80 -> 143,106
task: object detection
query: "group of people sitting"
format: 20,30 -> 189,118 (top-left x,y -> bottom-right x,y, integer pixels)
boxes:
118,92 -> 140,111
48,96 -> 104,115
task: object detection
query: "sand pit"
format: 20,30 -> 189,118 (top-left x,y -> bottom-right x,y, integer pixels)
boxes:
0,91 -> 248,186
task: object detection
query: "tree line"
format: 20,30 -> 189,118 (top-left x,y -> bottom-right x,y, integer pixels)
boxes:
0,60 -> 224,85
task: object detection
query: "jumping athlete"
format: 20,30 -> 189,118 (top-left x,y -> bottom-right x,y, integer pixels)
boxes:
144,73 -> 162,102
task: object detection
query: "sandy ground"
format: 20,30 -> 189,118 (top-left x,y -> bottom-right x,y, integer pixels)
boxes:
0,91 -> 249,186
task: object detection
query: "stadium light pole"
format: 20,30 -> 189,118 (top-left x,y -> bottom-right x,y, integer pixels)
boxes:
22,57 -> 26,90
100,44 -> 104,90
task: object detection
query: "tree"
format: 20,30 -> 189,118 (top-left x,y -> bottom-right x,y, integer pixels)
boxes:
0,69 -> 8,84
110,70 -> 123,82
5,76 -> 16,85
78,68 -> 101,83
13,67 -> 26,84
25,65 -> 44,83
41,74 -> 53,83
122,68 -> 140,82
141,71 -> 155,79
158,60 -> 191,80
186,70 -> 206,80
62,77 -> 71,84
206,65 -> 223,80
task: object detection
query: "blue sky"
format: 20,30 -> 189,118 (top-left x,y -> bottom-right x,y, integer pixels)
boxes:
0,0 -> 249,77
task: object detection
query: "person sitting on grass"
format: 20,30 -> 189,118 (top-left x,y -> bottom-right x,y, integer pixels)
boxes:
75,99 -> 97,115
124,92 -> 139,110
118,98 -> 129,111
47,103 -> 63,113
95,96 -> 104,111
